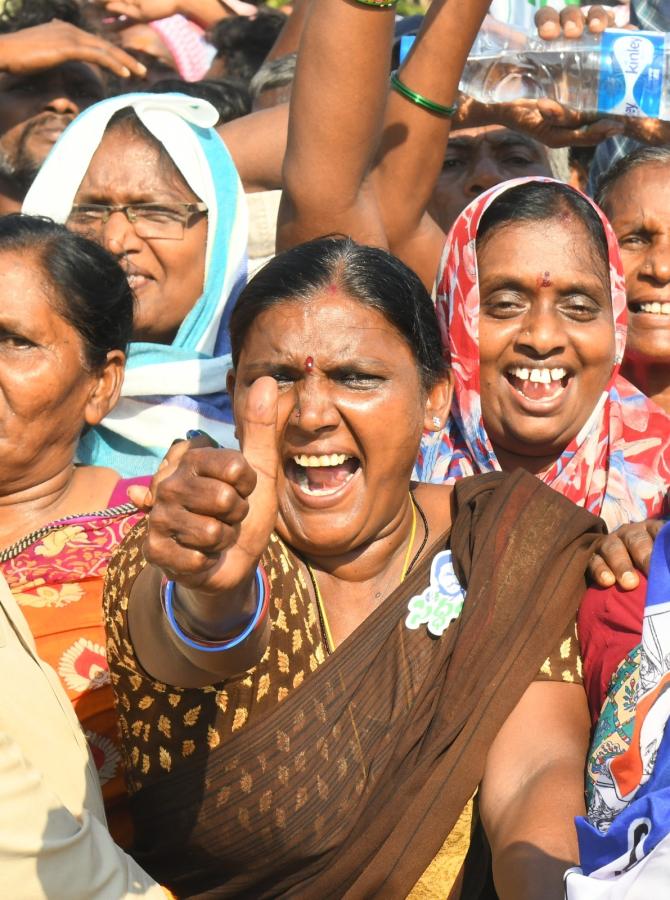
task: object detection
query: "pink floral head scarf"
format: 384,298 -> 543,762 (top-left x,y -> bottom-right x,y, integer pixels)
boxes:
414,177 -> 670,529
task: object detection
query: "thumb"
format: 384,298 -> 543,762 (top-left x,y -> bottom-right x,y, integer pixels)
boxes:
127,483 -> 153,510
240,376 -> 279,488
234,376 -> 279,558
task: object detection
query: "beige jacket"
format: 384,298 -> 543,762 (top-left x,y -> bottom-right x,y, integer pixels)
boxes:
0,573 -> 165,899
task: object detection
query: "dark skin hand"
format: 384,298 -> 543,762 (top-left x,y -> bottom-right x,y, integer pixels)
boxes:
588,518 -> 664,590
0,20 -> 147,80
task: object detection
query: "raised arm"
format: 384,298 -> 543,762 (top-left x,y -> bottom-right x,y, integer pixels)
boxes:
277,0 -> 395,252
372,0 -> 490,288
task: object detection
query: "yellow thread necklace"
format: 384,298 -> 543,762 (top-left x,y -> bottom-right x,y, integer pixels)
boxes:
307,492 -> 418,654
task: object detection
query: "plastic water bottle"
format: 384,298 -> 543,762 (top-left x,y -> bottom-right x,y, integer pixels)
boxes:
460,24 -> 669,120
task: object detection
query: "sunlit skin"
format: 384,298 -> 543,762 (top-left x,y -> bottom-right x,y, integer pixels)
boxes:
229,291 -> 451,646
477,216 -> 615,474
602,164 -> 670,413
0,63 -> 104,179
70,123 -> 207,344
0,250 -> 124,546
428,126 -> 552,232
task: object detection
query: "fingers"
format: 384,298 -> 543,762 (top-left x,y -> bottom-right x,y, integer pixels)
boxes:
536,7 -> 611,41
586,6 -> 615,34
621,519 -> 663,575
73,35 -> 147,79
144,448 -> 259,585
535,8 -> 561,40
536,99 -> 624,147
587,527 -> 652,591
588,543 -> 640,590
559,6 -> 587,39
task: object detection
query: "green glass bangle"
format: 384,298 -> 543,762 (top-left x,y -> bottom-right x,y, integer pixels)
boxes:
350,0 -> 397,8
390,70 -> 458,118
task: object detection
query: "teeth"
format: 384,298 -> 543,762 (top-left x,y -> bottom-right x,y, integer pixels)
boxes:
293,453 -> 349,468
638,302 -> 670,315
510,366 -> 566,383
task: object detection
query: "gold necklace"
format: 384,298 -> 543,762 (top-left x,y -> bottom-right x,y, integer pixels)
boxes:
307,492 -> 418,653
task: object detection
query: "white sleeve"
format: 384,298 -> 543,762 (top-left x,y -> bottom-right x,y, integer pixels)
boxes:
0,732 -> 167,900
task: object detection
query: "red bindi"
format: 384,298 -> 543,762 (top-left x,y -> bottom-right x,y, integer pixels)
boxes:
304,356 -> 314,373
537,271 -> 552,288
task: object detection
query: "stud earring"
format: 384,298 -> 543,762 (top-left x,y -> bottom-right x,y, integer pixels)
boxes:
432,416 -> 441,429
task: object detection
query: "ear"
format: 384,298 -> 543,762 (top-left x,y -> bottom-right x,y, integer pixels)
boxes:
423,371 -> 453,433
83,350 -> 126,427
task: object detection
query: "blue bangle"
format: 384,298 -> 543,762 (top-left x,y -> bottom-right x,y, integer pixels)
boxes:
162,567 -> 266,652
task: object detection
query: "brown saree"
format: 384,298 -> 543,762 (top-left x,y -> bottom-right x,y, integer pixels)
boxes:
104,470 -> 603,898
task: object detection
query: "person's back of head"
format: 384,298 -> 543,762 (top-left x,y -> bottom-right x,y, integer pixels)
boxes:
0,0 -> 84,33
208,10 -> 286,83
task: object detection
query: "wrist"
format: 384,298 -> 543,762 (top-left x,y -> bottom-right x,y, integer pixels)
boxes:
169,572 -> 260,642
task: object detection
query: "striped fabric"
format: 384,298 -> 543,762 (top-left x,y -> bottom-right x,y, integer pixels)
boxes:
23,93 -> 248,476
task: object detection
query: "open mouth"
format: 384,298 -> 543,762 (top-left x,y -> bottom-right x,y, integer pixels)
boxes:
505,366 -> 570,402
630,301 -> 670,316
125,271 -> 153,293
286,453 -> 361,498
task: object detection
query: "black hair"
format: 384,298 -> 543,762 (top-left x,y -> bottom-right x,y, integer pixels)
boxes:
477,180 -> 609,277
230,236 -> 448,390
0,214 -> 133,369
208,10 -> 287,83
596,145 -> 670,211
151,78 -> 251,124
0,0 -> 84,32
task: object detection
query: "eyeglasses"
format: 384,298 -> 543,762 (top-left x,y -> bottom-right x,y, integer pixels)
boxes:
67,201 -> 208,241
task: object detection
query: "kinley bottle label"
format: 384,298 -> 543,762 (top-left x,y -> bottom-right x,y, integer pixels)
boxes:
598,30 -> 666,118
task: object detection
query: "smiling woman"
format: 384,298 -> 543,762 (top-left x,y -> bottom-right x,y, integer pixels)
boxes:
102,236 -> 604,899
22,92 -> 248,476
416,178 -> 670,529
596,147 -> 670,417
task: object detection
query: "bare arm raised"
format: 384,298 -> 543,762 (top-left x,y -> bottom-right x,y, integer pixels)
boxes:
372,0 -> 490,288
277,0 -> 395,252
126,377 -> 279,686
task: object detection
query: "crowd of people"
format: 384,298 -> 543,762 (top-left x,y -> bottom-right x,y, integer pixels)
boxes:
2,0 -> 670,898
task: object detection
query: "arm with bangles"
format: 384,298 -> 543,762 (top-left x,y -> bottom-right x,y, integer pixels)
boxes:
371,0 -> 491,289
126,378 -> 279,687
277,0 -> 400,252
480,681 -> 591,900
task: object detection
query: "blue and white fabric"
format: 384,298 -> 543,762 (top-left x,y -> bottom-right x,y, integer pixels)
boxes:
23,93 -> 247,476
565,522 -> 670,897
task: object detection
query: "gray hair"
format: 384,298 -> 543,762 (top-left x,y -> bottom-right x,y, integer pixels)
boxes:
596,145 -> 670,210
249,52 -> 297,99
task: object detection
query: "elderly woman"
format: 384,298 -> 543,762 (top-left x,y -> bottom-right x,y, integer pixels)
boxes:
595,146 -> 670,416
415,177 -> 670,531
23,92 -> 248,476
0,214 -> 141,841
104,236 -> 602,900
